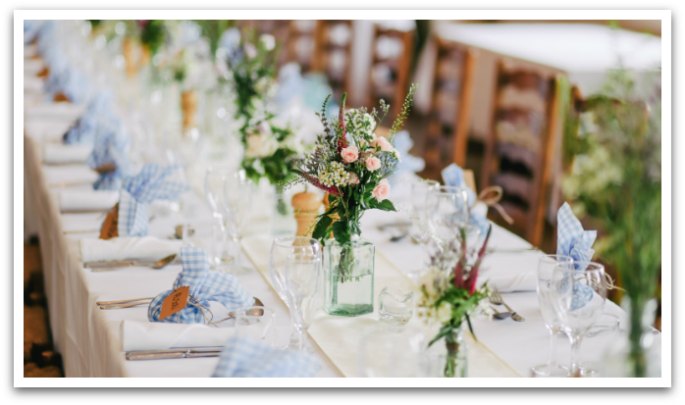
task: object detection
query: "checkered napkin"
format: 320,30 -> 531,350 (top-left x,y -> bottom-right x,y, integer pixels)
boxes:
148,246 -> 254,324
64,92 -> 115,145
44,63 -> 91,104
88,119 -> 131,191
212,336 -> 320,377
556,202 -> 597,309
116,164 -> 188,237
441,163 -> 477,206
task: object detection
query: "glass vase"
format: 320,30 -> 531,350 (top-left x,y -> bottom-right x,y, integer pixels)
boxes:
421,324 -> 468,377
324,239 -> 375,316
271,185 -> 295,236
601,298 -> 661,377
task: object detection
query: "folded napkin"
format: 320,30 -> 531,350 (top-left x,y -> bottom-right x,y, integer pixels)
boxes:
556,202 -> 596,270
212,336 -> 320,377
44,64 -> 91,104
42,165 -> 98,187
61,212 -> 104,234
88,119 -> 131,191
117,164 -> 187,237
24,20 -> 46,44
556,202 -> 597,309
80,236 -> 182,263
121,320 -> 235,351
63,92 -> 115,145
43,143 -> 92,165
148,246 -> 254,324
57,189 -> 119,212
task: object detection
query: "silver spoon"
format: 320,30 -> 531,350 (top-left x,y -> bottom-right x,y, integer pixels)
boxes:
489,290 -> 525,322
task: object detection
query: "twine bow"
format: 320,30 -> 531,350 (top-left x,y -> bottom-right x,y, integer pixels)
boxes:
476,186 -> 513,225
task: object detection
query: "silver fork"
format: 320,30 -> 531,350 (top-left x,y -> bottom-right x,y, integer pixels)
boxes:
489,290 -> 525,322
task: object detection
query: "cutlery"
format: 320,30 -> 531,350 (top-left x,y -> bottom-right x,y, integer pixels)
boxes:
489,290 -> 525,322
125,347 -> 223,361
84,254 -> 179,272
97,296 -> 264,312
486,247 -> 539,254
490,306 -> 513,320
389,231 -> 408,243
376,221 -> 411,232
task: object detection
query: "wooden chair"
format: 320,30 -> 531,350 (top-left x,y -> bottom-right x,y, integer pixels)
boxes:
480,61 -> 561,247
367,22 -> 414,117
312,20 -> 354,98
422,36 -> 476,177
285,20 -> 318,72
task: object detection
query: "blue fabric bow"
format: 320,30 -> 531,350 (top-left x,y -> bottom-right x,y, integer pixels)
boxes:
148,246 -> 254,324
212,336 -> 320,377
556,202 -> 597,310
117,164 -> 188,237
87,119 -> 130,191
64,92 -> 116,145
44,63 -> 91,104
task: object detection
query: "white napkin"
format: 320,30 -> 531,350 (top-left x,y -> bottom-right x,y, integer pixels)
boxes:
24,76 -> 44,94
24,58 -> 44,75
57,189 -> 119,212
61,213 -> 105,234
43,144 -> 92,165
25,120 -> 75,142
24,102 -> 84,121
43,165 -> 97,188
80,237 -> 182,263
121,320 -> 235,351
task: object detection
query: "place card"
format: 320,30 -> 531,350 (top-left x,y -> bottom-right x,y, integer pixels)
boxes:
99,203 -> 119,240
159,286 -> 190,320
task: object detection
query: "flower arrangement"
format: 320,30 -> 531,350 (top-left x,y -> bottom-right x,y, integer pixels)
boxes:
297,85 -> 416,278
418,225 -> 492,377
222,29 -> 278,136
561,69 -> 661,377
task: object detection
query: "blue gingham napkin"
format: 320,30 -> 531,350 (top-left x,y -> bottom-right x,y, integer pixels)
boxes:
64,92 -> 115,145
556,202 -> 596,270
441,163 -> 477,206
212,336 -> 320,377
117,164 -> 188,237
44,63 -> 91,104
556,202 -> 597,309
148,246 -> 254,324
87,119 -> 130,191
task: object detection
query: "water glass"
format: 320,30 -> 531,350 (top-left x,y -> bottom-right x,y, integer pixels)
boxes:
531,254 -> 574,377
378,286 -> 414,327
550,262 -> 608,377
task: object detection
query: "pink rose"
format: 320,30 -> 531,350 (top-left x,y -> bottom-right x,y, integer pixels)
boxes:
372,179 -> 390,201
365,156 -> 382,172
341,146 -> 359,163
373,136 -> 394,152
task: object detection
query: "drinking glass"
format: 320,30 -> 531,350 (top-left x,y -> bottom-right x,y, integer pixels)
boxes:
221,168 -> 254,272
408,179 -> 440,244
551,262 -> 608,377
269,236 -> 322,351
233,306 -> 276,340
426,186 -> 470,265
531,254 -> 574,377
378,286 -> 414,327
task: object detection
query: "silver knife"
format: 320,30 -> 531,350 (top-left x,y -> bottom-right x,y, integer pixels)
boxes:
84,254 -> 179,271
125,347 -> 223,361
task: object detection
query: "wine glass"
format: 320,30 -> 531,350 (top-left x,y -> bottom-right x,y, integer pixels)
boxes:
550,262 -> 608,377
408,178 -> 440,244
531,254 -> 574,377
426,186 -> 470,263
269,236 -> 322,351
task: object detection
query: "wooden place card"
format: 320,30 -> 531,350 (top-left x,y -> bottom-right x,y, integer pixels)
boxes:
159,286 -> 190,320
99,203 -> 119,240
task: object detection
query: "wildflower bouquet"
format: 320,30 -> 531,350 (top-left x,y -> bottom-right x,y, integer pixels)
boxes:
418,225 -> 492,377
298,85 -> 416,276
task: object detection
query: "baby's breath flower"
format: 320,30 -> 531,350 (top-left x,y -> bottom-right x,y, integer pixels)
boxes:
318,161 -> 349,188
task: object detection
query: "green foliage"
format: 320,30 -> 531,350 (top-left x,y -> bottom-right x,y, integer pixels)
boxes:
139,20 -> 167,56
195,20 -> 233,56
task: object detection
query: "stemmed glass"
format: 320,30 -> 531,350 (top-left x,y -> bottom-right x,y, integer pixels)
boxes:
269,236 -> 322,351
531,254 -> 574,377
426,185 -> 470,263
550,262 -> 608,377
408,179 -> 440,245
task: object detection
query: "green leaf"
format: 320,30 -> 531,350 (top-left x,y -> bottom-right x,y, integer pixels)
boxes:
375,199 -> 396,212
312,215 -> 332,242
332,221 -> 350,245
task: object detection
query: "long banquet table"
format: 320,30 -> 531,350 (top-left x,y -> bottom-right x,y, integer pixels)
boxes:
22,41 -> 636,381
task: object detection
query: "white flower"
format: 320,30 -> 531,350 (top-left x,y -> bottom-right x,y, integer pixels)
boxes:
255,77 -> 273,95
245,124 -> 278,158
318,161 -> 349,188
259,34 -> 276,51
244,43 -> 257,60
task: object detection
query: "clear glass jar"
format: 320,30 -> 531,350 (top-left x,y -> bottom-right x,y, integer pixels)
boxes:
324,238 -> 375,316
